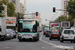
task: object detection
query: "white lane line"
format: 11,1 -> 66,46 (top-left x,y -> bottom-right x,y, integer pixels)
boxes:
5,47 -> 11,49
40,33 -> 74,49
42,46 -> 45,49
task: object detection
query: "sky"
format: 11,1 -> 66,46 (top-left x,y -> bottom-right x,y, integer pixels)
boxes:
20,0 -> 62,25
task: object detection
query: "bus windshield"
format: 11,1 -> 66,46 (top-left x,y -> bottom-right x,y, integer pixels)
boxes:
18,20 -> 37,32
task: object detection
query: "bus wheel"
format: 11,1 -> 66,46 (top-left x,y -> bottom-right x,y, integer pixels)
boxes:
19,39 -> 22,42
33,38 -> 39,41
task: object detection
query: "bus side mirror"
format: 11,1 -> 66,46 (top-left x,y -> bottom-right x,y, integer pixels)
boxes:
36,21 -> 39,26
37,23 -> 39,26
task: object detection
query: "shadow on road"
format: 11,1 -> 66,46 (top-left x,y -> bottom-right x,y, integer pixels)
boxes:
18,39 -> 39,42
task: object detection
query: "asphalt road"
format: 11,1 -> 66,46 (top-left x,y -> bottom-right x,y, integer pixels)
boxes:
0,32 -> 75,50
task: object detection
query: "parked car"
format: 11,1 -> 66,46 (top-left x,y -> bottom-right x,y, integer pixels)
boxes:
6,30 -> 11,39
6,29 -> 14,39
60,29 -> 75,43
6,29 -> 12,39
45,30 -> 51,37
12,30 -> 16,38
70,26 -> 75,32
38,29 -> 42,32
49,30 -> 60,40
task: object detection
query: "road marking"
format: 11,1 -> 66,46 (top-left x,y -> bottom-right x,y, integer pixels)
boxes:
40,33 -> 74,50
5,47 -> 11,49
42,46 -> 45,48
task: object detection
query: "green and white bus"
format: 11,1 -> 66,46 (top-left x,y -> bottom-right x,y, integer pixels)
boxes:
17,19 -> 39,41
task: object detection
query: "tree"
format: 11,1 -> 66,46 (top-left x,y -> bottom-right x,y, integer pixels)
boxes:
55,15 -> 67,22
7,2 -> 15,16
66,0 -> 75,19
0,1 -> 4,17
1,0 -> 8,5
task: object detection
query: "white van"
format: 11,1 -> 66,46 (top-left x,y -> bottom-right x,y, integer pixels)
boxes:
0,17 -> 6,40
60,29 -> 75,43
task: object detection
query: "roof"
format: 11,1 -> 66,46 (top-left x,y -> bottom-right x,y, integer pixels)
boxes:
63,29 -> 74,30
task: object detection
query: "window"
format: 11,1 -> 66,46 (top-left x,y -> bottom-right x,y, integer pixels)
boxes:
64,30 -> 68,34
64,30 -> 74,34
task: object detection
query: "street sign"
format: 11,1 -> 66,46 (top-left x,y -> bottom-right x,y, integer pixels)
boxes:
0,13 -> 2,15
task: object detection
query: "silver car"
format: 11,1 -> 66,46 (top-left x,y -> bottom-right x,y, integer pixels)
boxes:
6,29 -> 12,39
6,29 -> 14,39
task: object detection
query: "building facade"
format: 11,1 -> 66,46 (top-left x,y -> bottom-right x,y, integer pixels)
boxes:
61,0 -> 69,17
24,0 -> 26,14
20,3 -> 24,14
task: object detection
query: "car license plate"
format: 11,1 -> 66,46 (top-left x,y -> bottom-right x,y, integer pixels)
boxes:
54,35 -> 57,37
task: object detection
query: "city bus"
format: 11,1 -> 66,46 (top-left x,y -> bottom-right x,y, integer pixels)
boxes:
17,19 -> 39,41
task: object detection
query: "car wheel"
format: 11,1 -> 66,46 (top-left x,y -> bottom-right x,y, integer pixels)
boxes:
33,39 -> 39,41
58,38 -> 60,41
74,41 -> 75,43
45,35 -> 47,37
60,38 -> 63,43
71,41 -> 73,43
43,33 -> 45,35
49,37 -> 52,40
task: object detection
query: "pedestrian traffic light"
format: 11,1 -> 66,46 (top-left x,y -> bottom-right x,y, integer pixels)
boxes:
53,7 -> 56,12
36,12 -> 38,16
45,19 -> 47,21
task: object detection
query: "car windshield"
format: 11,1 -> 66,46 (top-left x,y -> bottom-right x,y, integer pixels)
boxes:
64,30 -> 74,34
47,31 -> 51,33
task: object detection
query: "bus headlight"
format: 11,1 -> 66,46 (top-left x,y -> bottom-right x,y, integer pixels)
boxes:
32,34 -> 37,36
18,34 -> 22,36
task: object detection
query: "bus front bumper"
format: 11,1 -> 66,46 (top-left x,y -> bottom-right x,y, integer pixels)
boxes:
18,34 -> 37,39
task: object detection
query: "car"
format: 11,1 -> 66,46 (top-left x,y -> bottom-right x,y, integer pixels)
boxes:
6,29 -> 14,39
38,29 -> 42,32
49,29 -> 60,40
12,30 -> 16,38
45,30 -> 51,37
60,29 -> 75,43
70,26 -> 75,32
43,29 -> 47,35
6,30 -> 12,39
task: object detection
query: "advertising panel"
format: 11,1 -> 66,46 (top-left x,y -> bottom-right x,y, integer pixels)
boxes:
6,17 -> 16,26
49,22 -> 60,32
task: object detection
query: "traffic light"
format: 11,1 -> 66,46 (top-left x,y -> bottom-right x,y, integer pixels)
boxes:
53,7 -> 56,12
36,12 -> 38,16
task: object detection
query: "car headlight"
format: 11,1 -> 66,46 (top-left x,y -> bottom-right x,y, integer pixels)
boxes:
7,34 -> 10,36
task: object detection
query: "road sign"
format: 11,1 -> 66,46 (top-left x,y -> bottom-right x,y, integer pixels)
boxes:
0,13 -> 2,15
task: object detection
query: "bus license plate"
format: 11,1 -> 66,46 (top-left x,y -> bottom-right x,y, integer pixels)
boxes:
22,35 -> 32,38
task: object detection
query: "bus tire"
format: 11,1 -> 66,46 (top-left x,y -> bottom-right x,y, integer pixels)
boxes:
19,39 -> 22,42
33,38 -> 39,41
